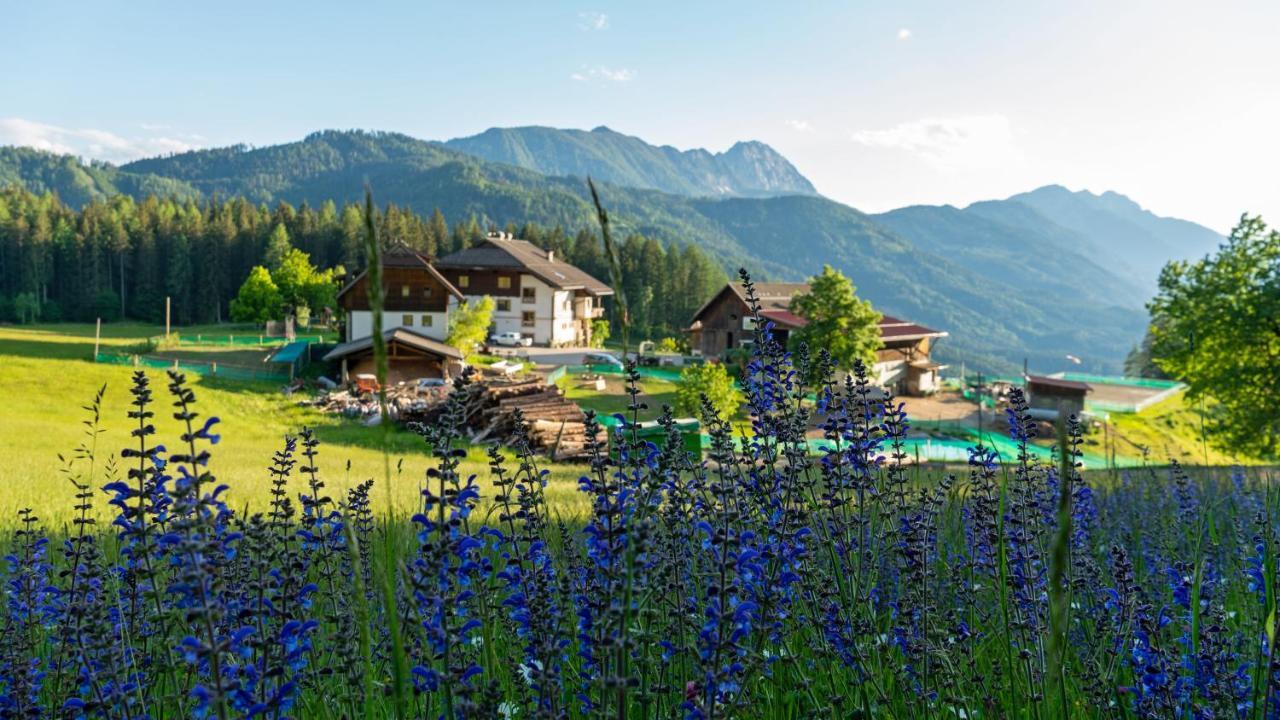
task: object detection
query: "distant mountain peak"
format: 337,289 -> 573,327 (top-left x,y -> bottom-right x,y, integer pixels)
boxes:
443,125 -> 817,198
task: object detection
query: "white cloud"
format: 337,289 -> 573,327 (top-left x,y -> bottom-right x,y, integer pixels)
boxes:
578,12 -> 609,30
897,28 -> 912,40
850,114 -> 1022,172
0,117 -> 202,163
785,119 -> 813,133
570,65 -> 635,83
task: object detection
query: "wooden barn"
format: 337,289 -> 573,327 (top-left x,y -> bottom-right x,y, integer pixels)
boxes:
686,281 -> 948,396
322,328 -> 465,384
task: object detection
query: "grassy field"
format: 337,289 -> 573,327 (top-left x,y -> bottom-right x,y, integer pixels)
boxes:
1103,390 -> 1257,465
0,323 -> 589,526
557,372 -> 680,421
0,322 -> 1263,529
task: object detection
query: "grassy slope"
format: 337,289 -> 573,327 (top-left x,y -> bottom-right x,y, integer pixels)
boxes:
1104,390 -> 1259,466
0,324 -> 588,526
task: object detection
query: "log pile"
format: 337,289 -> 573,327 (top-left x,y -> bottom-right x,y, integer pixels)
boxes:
304,377 -> 599,460
406,377 -> 600,461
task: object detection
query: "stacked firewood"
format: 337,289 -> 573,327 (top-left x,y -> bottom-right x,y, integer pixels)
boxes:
404,377 -> 601,460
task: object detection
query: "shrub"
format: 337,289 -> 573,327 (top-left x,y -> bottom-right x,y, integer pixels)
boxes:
590,317 -> 610,348
675,360 -> 741,421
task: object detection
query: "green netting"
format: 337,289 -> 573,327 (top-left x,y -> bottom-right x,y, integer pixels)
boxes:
1054,372 -> 1183,390
558,364 -> 685,382
268,341 -> 309,365
95,352 -> 289,382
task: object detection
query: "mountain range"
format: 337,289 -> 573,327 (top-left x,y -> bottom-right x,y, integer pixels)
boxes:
0,127 -> 1224,374
444,126 -> 817,198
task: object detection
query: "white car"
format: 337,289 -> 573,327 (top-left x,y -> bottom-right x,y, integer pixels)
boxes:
490,331 -> 533,347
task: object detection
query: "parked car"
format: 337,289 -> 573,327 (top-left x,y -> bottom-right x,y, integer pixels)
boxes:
584,352 -> 624,369
490,331 -> 533,347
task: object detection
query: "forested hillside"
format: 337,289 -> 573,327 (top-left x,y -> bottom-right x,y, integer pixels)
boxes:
0,146 -> 198,207
0,187 -> 726,338
0,129 -> 1219,373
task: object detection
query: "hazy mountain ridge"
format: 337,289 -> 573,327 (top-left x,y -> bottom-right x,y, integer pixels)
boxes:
444,126 -> 818,198
1002,185 -> 1223,288
0,128 -> 1221,373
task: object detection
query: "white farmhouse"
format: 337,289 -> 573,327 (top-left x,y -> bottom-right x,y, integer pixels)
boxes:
435,232 -> 613,346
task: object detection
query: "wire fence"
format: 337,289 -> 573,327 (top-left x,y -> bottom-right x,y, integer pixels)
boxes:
158,332 -> 333,348
94,351 -> 291,383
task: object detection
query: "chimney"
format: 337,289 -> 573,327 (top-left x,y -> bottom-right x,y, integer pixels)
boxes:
547,249 -> 555,262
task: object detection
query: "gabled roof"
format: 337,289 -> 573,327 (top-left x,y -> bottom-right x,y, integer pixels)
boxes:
690,281 -> 947,341
336,242 -> 465,302
878,318 -> 948,342
436,232 -> 613,296
1026,375 -> 1091,393
322,327 -> 464,362
689,282 -> 809,325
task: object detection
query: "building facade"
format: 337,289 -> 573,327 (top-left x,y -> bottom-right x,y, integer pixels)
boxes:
687,282 -> 948,396
436,232 -> 613,347
336,244 -> 465,344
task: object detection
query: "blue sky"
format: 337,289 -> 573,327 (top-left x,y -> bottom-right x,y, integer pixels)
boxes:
3,0 -> 1277,232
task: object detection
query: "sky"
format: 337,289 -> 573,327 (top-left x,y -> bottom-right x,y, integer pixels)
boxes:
3,0 -> 1277,233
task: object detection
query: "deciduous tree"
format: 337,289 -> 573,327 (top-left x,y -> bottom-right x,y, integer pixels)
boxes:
1148,215 -> 1280,457
676,362 -> 741,421
446,295 -> 495,359
229,266 -> 282,324
788,265 -> 882,370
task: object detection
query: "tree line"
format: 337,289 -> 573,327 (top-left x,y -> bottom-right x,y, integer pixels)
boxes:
0,186 -> 726,337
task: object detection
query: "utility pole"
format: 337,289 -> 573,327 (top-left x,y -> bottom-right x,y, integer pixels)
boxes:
166,296 -> 171,338
94,317 -> 101,360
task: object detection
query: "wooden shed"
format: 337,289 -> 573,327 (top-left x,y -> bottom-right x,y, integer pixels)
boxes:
1025,375 -> 1091,419
322,328 -> 464,385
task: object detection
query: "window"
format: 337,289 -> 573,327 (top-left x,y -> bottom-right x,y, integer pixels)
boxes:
522,287 -> 536,304
496,299 -> 511,312
401,314 -> 414,327
423,287 -> 433,299
401,285 -> 410,297
497,276 -> 511,289
420,315 -> 433,327
522,311 -> 536,328
458,275 -> 470,288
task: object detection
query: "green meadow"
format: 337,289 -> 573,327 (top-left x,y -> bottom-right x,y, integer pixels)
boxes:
0,323 -> 589,526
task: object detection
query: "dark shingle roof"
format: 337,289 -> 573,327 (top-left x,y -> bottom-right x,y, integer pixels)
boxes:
322,328 -> 463,362
693,281 -> 946,341
335,242 -> 464,302
436,233 -> 613,295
